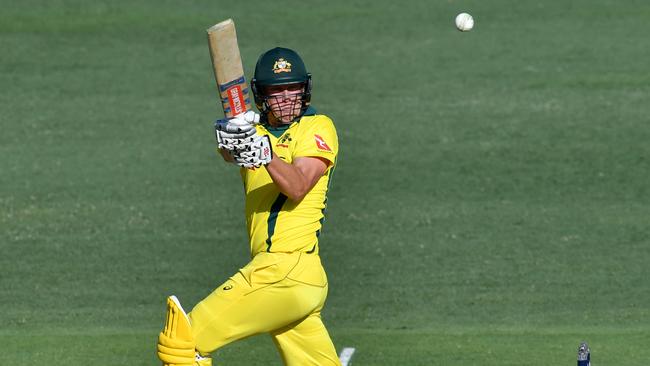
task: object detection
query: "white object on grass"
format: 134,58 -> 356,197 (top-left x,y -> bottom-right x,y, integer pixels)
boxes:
339,347 -> 356,366
455,12 -> 474,32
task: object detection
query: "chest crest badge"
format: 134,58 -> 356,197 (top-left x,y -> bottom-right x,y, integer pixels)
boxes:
277,133 -> 292,148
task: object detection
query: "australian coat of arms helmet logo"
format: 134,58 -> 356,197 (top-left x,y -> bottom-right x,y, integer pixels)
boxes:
273,58 -> 292,73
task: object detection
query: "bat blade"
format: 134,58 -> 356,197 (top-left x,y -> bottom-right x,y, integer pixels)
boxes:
206,19 -> 252,118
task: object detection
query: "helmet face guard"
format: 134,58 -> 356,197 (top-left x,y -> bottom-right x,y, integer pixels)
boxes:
251,47 -> 312,123
252,77 -> 312,123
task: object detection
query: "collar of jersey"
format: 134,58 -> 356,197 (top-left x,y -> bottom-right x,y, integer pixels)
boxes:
264,106 -> 317,138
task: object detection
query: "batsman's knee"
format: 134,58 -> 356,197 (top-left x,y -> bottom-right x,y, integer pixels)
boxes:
157,295 -> 212,366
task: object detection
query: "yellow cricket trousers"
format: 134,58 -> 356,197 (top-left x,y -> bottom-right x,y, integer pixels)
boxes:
189,251 -> 341,366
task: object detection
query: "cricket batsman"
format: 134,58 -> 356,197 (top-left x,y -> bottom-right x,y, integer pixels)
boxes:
156,47 -> 341,366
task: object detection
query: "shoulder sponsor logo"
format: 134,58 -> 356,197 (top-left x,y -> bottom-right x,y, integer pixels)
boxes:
314,134 -> 332,152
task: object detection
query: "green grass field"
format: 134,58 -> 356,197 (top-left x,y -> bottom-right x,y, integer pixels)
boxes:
2,0 -> 649,365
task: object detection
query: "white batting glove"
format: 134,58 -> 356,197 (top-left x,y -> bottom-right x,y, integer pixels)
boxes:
232,135 -> 273,168
214,111 -> 261,150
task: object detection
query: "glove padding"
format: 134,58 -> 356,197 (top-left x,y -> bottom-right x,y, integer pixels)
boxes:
232,134 -> 273,169
215,111 -> 260,150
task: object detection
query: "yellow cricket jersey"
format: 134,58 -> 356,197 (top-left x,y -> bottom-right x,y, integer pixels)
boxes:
240,111 -> 338,256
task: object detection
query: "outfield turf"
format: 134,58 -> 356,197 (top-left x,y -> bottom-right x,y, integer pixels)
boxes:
1,0 -> 649,365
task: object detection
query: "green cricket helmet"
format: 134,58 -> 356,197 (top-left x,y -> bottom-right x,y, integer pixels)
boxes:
251,47 -> 312,120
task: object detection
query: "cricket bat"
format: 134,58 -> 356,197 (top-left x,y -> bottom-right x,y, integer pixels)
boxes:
206,19 -> 252,118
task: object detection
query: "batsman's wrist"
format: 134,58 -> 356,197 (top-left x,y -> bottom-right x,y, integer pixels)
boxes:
218,148 -> 235,163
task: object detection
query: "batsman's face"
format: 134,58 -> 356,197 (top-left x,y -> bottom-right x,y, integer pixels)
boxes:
265,84 -> 303,124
